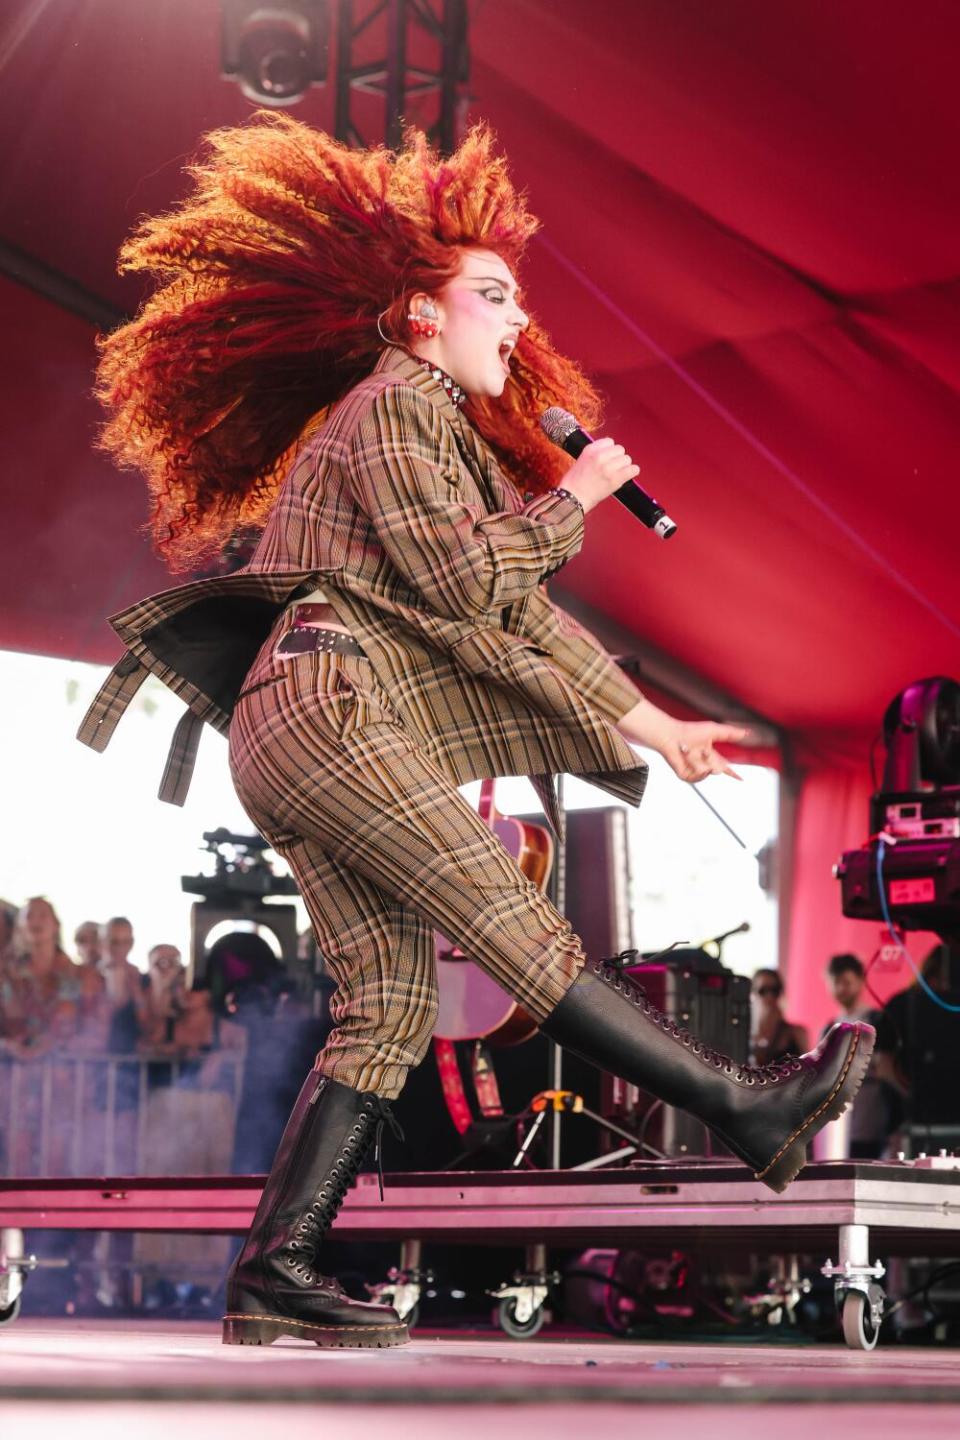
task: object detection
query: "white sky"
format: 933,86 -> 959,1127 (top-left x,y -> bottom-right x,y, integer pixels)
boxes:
0,649 -> 777,977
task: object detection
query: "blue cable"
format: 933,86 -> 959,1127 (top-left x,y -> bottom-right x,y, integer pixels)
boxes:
875,837 -> 960,1013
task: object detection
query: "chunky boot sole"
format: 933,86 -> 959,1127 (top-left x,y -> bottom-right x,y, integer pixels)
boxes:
541,965 -> 877,1197
753,1024 -> 875,1193
222,1312 -> 410,1348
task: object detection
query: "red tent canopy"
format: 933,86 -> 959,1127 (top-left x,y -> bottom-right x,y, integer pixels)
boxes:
2,0 -> 957,1027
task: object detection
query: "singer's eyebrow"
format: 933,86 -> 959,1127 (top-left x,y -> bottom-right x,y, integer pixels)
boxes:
470,274 -> 517,293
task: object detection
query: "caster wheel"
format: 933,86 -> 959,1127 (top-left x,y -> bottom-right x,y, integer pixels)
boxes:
497,1297 -> 545,1339
841,1290 -> 880,1350
0,1296 -> 22,1326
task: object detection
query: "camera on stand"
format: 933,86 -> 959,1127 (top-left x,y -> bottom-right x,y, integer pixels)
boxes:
836,676 -> 960,945
836,676 -> 960,1155
181,828 -> 305,997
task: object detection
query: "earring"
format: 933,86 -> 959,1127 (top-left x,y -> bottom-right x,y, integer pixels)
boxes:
407,299 -> 440,339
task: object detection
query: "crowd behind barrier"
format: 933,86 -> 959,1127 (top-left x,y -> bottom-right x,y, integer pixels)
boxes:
2,891 -> 958,1317
0,894 -> 327,1312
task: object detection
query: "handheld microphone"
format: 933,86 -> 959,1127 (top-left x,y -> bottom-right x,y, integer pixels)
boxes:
540,407 -> 677,540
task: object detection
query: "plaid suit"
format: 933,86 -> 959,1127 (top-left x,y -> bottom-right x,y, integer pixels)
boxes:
80,346 -> 648,1095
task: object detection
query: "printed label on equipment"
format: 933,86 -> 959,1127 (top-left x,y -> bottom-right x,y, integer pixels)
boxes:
889,877 -> 936,904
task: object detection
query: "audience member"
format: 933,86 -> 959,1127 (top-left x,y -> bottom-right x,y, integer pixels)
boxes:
820,953 -> 890,1158
137,943 -> 245,1058
137,943 -> 188,1048
99,916 -> 142,1052
0,897 -> 80,1056
0,899 -> 18,969
73,920 -> 103,970
70,921 -> 109,1044
750,967 -> 809,1066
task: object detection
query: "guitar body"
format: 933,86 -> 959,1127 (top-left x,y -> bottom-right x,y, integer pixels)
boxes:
435,781 -> 553,1046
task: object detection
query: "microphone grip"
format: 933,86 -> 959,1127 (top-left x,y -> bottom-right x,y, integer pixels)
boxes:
561,427 -> 677,540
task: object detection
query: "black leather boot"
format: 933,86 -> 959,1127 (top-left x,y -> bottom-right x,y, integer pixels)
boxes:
541,960 -> 875,1193
222,1072 -> 409,1347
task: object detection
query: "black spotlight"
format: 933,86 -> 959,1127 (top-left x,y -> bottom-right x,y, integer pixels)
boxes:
881,676 -> 960,793
222,1 -> 329,107
836,677 -> 960,939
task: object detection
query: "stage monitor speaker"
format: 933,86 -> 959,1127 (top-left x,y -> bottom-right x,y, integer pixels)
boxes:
605,949 -> 751,1159
562,805 -> 635,960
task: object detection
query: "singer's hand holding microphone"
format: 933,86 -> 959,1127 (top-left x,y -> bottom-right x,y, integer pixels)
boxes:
540,407 -> 677,539
561,437 -> 641,515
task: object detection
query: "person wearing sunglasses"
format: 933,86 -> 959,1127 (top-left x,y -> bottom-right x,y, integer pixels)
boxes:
751,968 -> 809,1066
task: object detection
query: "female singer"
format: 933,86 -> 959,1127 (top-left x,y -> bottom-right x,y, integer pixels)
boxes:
91,114 -> 874,1348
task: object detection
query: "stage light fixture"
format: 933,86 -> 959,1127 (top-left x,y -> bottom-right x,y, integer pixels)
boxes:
222,1 -> 329,107
881,675 -> 960,792
836,676 -> 960,940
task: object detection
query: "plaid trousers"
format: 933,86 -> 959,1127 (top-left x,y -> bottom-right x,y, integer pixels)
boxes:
228,637 -> 586,1099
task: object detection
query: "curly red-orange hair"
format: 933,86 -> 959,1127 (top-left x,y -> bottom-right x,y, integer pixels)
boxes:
96,112 -> 602,571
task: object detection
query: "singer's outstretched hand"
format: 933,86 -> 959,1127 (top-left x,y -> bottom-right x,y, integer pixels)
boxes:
660,720 -> 747,783
562,437 -> 640,514
616,697 -> 748,783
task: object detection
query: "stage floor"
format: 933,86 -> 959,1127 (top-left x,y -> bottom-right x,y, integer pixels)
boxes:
1,1320 -> 959,1437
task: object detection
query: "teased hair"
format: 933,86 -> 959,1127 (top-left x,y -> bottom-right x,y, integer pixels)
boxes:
96,112 -> 602,571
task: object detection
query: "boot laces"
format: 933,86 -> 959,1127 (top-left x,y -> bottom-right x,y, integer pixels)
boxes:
288,1096 -> 405,1285
596,958 -> 803,1086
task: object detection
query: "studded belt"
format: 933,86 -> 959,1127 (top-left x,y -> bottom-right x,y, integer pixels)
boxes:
276,605 -> 367,658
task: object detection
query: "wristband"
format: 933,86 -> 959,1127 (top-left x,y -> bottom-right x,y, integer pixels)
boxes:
550,486 -> 585,514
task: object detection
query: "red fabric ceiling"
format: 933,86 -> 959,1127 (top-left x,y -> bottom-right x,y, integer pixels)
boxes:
2,1 -> 959,739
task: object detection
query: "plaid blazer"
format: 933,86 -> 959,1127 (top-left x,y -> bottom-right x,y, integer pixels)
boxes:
78,346 -> 648,836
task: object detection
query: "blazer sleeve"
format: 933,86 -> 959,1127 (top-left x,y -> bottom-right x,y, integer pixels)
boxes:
346,383 -> 586,620
525,589 -> 642,725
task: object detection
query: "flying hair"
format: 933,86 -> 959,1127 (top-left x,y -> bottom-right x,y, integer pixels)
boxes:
95,112 -> 602,571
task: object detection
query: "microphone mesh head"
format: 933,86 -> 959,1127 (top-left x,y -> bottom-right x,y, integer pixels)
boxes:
539,406 -> 579,446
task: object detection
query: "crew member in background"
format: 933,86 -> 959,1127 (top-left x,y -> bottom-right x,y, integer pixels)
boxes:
820,953 -> 890,1158
874,943 -> 960,1142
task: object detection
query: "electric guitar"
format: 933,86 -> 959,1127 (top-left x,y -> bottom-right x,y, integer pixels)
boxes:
434,779 -> 553,1045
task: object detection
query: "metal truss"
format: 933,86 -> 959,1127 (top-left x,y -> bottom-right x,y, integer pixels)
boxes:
334,0 -> 470,153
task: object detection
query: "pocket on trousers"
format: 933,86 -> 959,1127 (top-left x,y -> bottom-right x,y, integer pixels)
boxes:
329,655 -> 401,742
236,651 -> 400,745
293,652 -> 401,743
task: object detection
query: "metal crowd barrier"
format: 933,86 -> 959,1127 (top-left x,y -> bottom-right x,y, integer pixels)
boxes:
0,1048 -> 247,1180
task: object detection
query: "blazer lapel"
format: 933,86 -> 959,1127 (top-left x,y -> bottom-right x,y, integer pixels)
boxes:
371,346 -> 531,633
